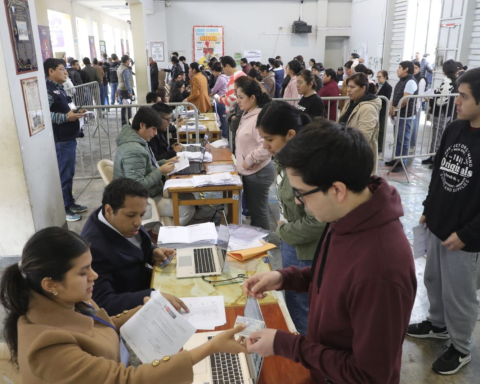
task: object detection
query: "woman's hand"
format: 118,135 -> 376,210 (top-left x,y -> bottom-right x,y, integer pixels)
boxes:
208,324 -> 248,355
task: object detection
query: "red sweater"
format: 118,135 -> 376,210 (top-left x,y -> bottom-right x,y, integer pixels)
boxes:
274,177 -> 416,384
319,80 -> 340,121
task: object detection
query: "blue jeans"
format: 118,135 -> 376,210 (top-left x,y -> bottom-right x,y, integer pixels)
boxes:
100,84 -> 109,107
215,102 -> 228,138
110,83 -> 119,105
55,140 -> 77,208
281,240 -> 312,336
395,117 -> 413,165
410,113 -> 420,148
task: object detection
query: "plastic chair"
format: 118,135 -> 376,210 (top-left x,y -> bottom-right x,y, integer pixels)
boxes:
96,159 -> 165,226
0,343 -> 21,384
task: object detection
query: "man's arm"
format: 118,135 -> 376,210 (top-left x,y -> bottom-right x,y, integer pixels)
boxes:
277,214 -> 326,247
120,150 -> 163,192
273,279 -> 414,384
123,70 -> 132,94
48,92 -> 69,124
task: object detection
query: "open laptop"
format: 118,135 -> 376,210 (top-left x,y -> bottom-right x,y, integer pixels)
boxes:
176,211 -> 230,278
183,297 -> 265,384
185,128 -> 211,153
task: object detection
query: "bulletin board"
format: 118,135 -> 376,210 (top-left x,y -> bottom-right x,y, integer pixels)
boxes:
193,26 -> 224,67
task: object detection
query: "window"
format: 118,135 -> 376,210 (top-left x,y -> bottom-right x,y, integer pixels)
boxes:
47,10 -> 75,60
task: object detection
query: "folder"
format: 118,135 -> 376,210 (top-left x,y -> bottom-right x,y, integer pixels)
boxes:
227,241 -> 276,261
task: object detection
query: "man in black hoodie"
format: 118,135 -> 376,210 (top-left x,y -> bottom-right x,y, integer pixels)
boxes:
407,68 -> 480,375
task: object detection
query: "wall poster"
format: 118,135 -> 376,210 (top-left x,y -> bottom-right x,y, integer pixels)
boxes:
38,25 -> 53,62
4,0 -> 38,74
150,41 -> 165,62
193,26 -> 224,67
20,77 -> 45,136
99,40 -> 106,57
88,36 -> 97,60
120,39 -> 125,55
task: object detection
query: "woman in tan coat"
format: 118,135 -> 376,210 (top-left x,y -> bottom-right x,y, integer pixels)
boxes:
185,62 -> 211,113
339,72 -> 382,175
0,227 -> 246,384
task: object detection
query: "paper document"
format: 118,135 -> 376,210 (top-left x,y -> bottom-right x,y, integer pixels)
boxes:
185,151 -> 213,163
207,164 -> 236,174
163,178 -> 195,191
180,124 -> 206,131
120,293 -> 196,363
180,296 -> 226,330
209,138 -> 229,148
191,172 -> 242,187
158,222 -> 218,245
228,241 -> 276,261
168,153 -> 190,175
413,224 -> 427,259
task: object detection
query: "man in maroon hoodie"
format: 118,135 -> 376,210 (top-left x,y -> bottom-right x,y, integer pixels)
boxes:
243,121 -> 417,384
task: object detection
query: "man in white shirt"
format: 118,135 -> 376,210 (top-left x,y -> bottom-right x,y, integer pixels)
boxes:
81,177 -> 187,315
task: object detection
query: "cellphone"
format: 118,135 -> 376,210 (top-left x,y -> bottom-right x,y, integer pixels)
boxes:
160,255 -> 173,269
74,104 -> 84,113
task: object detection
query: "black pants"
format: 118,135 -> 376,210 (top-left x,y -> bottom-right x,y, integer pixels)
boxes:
378,114 -> 386,153
118,90 -> 132,125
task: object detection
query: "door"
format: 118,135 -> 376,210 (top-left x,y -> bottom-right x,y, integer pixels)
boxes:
325,37 -> 347,70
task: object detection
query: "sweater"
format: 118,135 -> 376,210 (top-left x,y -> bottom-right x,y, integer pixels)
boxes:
276,162 -> 326,260
262,72 -> 276,98
81,208 -> 157,315
428,76 -> 457,118
234,108 -> 271,176
219,70 -> 246,113
113,124 -> 166,197
186,72 -> 211,113
273,67 -> 285,98
211,73 -> 229,96
319,80 -> 340,121
423,119 -> 480,251
283,76 -> 300,104
274,177 -> 416,384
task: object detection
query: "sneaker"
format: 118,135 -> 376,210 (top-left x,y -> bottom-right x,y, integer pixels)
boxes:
429,164 -> 434,170
69,203 -> 88,213
407,320 -> 450,339
422,156 -> 434,164
66,209 -> 82,222
385,160 -> 398,167
391,164 -> 404,173
432,344 -> 471,375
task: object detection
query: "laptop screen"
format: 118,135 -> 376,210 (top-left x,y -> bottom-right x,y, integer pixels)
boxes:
244,297 -> 264,381
216,211 -> 230,271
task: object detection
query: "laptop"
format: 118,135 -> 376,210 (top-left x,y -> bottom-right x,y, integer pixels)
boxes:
185,128 -> 211,153
176,211 -> 230,278
183,297 -> 265,384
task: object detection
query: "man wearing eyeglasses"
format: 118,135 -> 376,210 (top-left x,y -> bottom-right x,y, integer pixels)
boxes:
44,58 -> 88,222
243,121 -> 416,384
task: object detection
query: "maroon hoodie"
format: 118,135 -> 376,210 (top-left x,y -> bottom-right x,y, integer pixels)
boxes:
273,177 -> 416,384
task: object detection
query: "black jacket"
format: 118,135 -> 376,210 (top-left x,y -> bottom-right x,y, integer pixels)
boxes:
109,61 -> 120,83
148,130 -> 176,161
423,120 -> 480,252
393,75 -> 417,118
79,69 -> 90,84
376,81 -> 393,116
67,68 -> 82,86
150,62 -> 159,92
80,208 -> 157,315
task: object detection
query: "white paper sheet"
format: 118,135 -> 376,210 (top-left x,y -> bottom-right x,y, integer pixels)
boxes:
168,153 -> 190,175
180,296 -> 226,330
413,224 -> 427,259
163,178 -> 195,191
185,151 -> 213,163
207,164 -> 236,174
180,124 -> 207,132
120,293 -> 196,363
158,222 -> 218,244
209,138 -> 229,148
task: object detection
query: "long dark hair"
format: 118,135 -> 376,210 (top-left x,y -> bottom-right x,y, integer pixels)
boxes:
237,79 -> 271,108
0,227 -> 89,365
346,72 -> 377,94
170,80 -> 185,102
256,101 -> 311,136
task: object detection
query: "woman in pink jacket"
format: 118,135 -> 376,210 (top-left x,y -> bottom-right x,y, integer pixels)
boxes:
234,79 -> 274,230
283,60 -> 303,104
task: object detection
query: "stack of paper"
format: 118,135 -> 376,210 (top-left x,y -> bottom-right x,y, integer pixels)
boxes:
188,117 -> 211,121
209,138 -> 229,148
207,164 -> 236,174
184,151 -> 213,163
157,222 -> 218,248
191,172 -> 242,187
180,124 -> 206,132
167,153 -> 190,175
180,296 -> 226,330
163,178 -> 194,191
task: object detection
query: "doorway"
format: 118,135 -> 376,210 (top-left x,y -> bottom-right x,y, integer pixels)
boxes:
325,37 -> 348,70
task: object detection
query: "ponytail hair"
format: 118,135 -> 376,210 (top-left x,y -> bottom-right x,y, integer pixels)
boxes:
256,101 -> 311,136
0,227 -> 89,365
237,79 -> 271,108
346,72 -> 377,95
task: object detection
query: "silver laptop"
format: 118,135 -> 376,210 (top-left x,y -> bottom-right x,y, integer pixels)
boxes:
176,211 -> 230,278
183,297 -> 265,384
185,128 -> 211,153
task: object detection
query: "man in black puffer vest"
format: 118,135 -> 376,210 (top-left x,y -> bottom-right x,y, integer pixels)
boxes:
44,58 -> 88,222
385,61 -> 418,172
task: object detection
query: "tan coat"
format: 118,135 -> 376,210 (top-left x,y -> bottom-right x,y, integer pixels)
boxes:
339,97 -> 382,175
18,292 -> 194,384
186,72 -> 211,113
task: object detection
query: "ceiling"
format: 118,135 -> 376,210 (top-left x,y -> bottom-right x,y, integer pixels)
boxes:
74,0 -> 131,22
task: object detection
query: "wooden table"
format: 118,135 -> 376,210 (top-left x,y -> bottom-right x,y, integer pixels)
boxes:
167,146 -> 242,226
178,112 -> 222,143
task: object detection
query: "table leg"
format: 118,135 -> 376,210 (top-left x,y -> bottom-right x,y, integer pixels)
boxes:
232,189 -> 240,224
172,192 -> 180,226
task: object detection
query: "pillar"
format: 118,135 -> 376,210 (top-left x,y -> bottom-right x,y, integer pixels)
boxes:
129,2 -> 149,99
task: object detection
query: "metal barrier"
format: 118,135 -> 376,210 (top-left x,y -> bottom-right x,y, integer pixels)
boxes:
387,93 -> 458,182
73,102 -> 201,180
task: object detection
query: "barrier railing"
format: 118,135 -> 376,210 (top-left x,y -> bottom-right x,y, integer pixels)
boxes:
387,93 -> 458,182
72,102 -> 201,180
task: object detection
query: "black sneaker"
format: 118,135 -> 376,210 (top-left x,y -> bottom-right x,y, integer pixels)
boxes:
407,320 -> 450,339
432,344 -> 471,375
422,156 -> 434,164
66,208 -> 82,222
385,160 -> 398,167
391,165 -> 404,173
69,203 -> 88,213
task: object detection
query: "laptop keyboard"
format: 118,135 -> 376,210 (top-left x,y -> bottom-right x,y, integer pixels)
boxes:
186,146 -> 202,152
208,337 -> 245,384
194,248 -> 216,274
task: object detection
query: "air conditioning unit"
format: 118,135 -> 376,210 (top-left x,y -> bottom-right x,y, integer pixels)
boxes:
292,20 -> 312,34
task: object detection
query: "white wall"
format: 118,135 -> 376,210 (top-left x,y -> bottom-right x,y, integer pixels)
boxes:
162,0 -> 351,63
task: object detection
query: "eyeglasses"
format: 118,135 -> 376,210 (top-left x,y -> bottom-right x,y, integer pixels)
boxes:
292,186 -> 323,204
57,67 -> 67,72
296,81 -> 306,86
162,116 -> 173,123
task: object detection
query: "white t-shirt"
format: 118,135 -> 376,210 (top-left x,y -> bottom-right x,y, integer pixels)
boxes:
404,79 -> 418,95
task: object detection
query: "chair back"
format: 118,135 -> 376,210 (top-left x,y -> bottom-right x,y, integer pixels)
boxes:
97,159 -> 114,185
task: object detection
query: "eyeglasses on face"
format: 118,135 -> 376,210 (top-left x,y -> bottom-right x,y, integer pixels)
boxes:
292,186 -> 323,204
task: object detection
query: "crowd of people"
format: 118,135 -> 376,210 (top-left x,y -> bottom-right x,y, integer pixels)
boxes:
2,44 -> 479,383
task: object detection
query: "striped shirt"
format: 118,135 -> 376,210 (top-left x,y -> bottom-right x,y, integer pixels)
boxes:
219,70 -> 246,113
47,79 -> 69,125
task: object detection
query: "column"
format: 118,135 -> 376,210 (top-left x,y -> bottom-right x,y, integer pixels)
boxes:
129,2 -> 149,99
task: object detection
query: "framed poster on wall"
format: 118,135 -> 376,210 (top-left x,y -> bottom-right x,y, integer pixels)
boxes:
150,42 -> 165,62
4,0 -> 38,74
38,25 -> 53,62
88,36 -> 97,60
99,40 -> 106,56
193,26 -> 224,67
20,77 -> 45,136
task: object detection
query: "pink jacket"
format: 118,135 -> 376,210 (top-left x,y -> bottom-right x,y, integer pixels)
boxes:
283,76 -> 300,105
235,108 -> 271,176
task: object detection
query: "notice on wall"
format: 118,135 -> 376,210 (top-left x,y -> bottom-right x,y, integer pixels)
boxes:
193,26 -> 224,67
88,36 -> 97,60
244,50 -> 261,63
21,77 -> 45,136
99,40 -> 106,56
150,41 -> 165,62
38,25 -> 53,62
